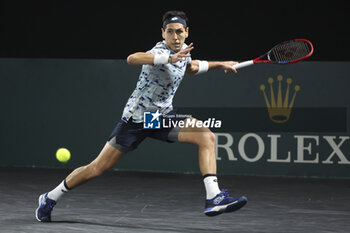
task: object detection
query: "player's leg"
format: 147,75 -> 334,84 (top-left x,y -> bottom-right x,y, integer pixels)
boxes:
36,119 -> 147,222
36,143 -> 124,222
65,142 -> 124,189
177,118 -> 247,216
177,118 -> 219,198
177,119 -> 217,176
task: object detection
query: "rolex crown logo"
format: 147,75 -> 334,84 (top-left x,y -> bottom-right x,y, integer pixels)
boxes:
260,75 -> 300,123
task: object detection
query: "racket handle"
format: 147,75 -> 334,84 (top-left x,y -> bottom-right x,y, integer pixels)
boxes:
233,60 -> 254,70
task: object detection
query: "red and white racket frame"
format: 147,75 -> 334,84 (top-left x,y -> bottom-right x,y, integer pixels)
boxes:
233,39 -> 314,70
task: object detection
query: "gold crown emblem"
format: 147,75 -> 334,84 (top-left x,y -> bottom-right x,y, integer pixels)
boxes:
260,75 -> 300,123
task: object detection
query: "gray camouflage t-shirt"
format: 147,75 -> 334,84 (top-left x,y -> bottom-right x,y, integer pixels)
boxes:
121,41 -> 192,123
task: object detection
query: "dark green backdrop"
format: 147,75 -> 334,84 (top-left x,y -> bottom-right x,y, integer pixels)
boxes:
1,59 -> 349,178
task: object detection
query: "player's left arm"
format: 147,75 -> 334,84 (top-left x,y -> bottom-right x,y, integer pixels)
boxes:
186,60 -> 238,74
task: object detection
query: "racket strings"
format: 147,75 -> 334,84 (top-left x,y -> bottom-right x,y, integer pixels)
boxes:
271,41 -> 311,63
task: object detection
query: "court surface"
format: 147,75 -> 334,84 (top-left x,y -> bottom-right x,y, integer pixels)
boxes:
0,167 -> 349,233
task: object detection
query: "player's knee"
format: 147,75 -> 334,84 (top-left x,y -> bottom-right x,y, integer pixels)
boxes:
197,130 -> 216,148
207,131 -> 216,146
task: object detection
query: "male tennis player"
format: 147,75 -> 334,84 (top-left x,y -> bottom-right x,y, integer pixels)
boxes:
36,10 -> 247,221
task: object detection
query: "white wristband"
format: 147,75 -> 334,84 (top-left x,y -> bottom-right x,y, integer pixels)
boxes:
196,60 -> 209,75
154,53 -> 169,65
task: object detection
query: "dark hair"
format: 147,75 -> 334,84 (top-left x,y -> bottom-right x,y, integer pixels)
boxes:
162,10 -> 188,27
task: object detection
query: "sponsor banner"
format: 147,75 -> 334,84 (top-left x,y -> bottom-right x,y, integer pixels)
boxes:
215,132 -> 350,165
214,132 -> 350,177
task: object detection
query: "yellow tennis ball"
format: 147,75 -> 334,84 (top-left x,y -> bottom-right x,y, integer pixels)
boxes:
56,148 -> 71,163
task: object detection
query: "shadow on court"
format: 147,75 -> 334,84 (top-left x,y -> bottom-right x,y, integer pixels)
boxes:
0,167 -> 349,233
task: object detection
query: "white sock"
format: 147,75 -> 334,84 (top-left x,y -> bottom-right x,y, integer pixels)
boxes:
203,175 -> 221,199
47,180 -> 69,201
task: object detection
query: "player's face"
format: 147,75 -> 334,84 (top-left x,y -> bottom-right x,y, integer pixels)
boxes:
162,23 -> 189,52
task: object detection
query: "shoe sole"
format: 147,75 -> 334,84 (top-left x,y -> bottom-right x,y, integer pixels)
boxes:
204,196 -> 248,217
35,194 -> 43,222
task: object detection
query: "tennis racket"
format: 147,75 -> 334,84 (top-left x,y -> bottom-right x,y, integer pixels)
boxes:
233,39 -> 314,70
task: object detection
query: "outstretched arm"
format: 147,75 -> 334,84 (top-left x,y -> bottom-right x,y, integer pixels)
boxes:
186,60 -> 238,74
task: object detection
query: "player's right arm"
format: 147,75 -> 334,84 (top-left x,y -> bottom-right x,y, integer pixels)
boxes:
127,52 -> 155,65
127,43 -> 193,66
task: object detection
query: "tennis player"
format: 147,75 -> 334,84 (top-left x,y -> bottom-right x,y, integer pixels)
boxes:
36,10 -> 247,221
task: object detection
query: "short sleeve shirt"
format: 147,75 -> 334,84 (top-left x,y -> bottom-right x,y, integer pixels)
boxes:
121,41 -> 192,123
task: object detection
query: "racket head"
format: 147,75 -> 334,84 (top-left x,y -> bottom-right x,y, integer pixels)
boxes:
254,39 -> 314,64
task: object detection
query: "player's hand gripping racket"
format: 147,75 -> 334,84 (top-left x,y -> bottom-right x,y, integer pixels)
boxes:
233,39 -> 314,70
